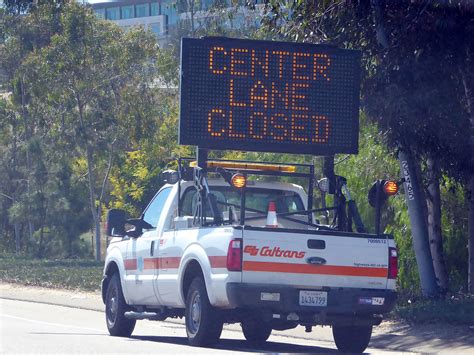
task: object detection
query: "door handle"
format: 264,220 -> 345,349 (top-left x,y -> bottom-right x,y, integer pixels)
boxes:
150,241 -> 155,256
307,256 -> 327,265
307,239 -> 326,249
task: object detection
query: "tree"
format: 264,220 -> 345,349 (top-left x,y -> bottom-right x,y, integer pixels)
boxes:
3,0 -> 35,15
1,0 -> 69,254
23,1 -> 160,260
262,1 -> 473,295
458,47 -> 474,293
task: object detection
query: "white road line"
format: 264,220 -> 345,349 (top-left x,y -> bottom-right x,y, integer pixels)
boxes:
0,314 -> 105,333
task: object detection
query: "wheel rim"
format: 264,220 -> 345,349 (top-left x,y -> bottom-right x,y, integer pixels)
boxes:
188,292 -> 201,334
107,286 -> 118,326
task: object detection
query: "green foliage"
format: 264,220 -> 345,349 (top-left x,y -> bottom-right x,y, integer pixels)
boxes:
440,180 -> 469,292
108,96 -> 192,217
109,150 -> 160,216
1,0 -> 470,300
262,0 -> 472,296
0,0 -> 165,257
263,1 -> 472,182
336,117 -> 420,294
3,0 -> 35,15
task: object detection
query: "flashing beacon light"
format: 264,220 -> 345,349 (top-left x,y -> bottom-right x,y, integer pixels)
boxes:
383,180 -> 399,196
231,174 -> 247,189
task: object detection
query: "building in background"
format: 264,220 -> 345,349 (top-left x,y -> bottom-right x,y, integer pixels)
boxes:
87,0 -> 169,44
85,0 -> 263,46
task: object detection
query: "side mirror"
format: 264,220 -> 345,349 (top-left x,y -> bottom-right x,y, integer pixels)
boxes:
106,209 -> 127,237
125,218 -> 154,238
160,169 -> 179,184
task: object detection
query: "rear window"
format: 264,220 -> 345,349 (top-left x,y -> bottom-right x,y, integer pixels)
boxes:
181,186 -> 305,217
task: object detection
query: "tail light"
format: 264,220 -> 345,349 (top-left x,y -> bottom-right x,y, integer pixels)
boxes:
388,247 -> 398,279
227,239 -> 242,271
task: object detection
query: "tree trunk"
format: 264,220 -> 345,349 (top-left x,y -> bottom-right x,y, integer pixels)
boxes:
426,157 -> 449,292
20,76 -> 34,244
14,221 -> 21,253
459,64 -> 473,294
38,226 -> 44,258
468,175 -> 474,294
190,0 -> 195,36
85,144 -> 101,261
99,144 -> 114,249
399,149 -> 439,297
371,0 -> 390,49
12,122 -> 21,253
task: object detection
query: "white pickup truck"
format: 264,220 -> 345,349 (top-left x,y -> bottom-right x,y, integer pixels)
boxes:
102,160 -> 397,353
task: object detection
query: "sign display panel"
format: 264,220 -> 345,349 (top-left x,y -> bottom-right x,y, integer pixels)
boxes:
179,37 -> 361,155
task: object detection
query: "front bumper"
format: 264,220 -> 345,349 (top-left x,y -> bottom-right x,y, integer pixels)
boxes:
226,283 -> 397,325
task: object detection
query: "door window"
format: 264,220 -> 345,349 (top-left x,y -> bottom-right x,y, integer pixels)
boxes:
142,187 -> 172,228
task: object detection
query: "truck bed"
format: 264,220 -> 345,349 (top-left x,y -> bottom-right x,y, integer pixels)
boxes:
239,226 -> 394,290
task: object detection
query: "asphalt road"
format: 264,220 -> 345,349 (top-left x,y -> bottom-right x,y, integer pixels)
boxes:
0,298 -> 403,354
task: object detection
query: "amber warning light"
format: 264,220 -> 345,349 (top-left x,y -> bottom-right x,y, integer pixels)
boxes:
231,174 -> 246,189
179,37 -> 361,155
368,179 -> 400,208
383,180 -> 399,196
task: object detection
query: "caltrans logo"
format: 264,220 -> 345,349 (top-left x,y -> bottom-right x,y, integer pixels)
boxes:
243,245 -> 259,256
243,245 -> 305,259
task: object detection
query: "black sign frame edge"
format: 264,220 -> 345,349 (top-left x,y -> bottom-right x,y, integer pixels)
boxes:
180,142 -> 359,156
181,36 -> 361,57
178,37 -> 361,155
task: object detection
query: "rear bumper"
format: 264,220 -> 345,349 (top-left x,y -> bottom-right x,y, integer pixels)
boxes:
226,283 -> 396,324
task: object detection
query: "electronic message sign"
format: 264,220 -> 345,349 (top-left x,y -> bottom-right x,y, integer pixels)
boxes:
179,37 -> 361,155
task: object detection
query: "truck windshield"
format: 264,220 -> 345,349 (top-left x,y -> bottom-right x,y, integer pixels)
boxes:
181,186 -> 305,227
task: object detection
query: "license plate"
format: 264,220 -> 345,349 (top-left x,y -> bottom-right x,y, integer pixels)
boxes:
299,290 -> 327,307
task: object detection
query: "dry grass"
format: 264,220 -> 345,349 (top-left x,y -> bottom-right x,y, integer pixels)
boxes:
0,255 -> 103,291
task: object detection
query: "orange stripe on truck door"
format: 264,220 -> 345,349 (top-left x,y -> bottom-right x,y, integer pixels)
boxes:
243,261 -> 388,277
142,257 -> 181,269
126,256 -> 227,270
124,259 -> 137,270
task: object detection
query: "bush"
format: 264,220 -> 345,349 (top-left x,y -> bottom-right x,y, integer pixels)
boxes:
391,294 -> 474,325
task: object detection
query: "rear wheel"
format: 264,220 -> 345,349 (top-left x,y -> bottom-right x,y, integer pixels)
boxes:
185,277 -> 223,346
105,273 -> 136,337
332,325 -> 372,353
241,319 -> 272,344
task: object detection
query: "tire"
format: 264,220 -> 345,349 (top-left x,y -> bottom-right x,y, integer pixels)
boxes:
332,325 -> 372,353
241,319 -> 272,344
105,273 -> 136,337
185,277 -> 223,347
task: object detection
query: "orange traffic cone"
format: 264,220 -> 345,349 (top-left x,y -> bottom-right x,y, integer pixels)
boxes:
266,201 -> 278,228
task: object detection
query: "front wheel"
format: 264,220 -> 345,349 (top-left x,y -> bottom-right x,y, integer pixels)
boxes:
185,277 -> 223,347
332,325 -> 372,353
105,273 -> 136,337
241,319 -> 272,344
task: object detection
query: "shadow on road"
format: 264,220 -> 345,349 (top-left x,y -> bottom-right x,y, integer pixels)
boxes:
371,330 -> 474,353
129,335 -> 339,353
